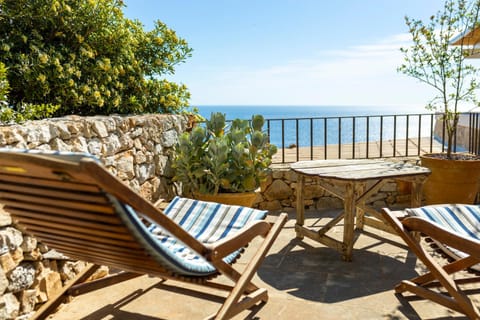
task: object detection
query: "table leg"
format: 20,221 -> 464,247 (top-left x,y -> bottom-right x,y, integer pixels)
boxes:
410,178 -> 424,241
296,174 -> 305,239
342,182 -> 355,261
411,179 -> 423,208
356,183 -> 366,231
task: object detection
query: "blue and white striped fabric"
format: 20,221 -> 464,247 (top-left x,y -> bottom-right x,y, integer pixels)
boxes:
407,204 -> 480,265
117,196 -> 268,277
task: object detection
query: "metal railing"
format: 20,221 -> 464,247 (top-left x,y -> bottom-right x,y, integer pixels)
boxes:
265,112 -> 480,163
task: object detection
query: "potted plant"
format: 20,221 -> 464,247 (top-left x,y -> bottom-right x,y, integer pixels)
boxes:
398,0 -> 480,204
172,112 -> 277,207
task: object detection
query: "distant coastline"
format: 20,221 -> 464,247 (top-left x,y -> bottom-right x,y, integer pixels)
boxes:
196,105 -> 427,121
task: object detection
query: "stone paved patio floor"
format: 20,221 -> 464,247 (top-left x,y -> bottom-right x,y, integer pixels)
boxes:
48,209 -> 476,320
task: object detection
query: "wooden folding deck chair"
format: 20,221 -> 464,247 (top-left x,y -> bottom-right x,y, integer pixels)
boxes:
0,149 -> 287,320
382,204 -> 480,319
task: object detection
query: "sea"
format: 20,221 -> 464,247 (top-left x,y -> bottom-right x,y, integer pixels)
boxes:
196,105 -> 434,148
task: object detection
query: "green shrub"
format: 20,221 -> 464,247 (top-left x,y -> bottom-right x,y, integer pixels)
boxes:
173,113 -> 278,195
0,0 -> 193,118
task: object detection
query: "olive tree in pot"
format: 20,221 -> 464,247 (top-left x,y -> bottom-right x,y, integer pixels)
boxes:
399,0 -> 480,204
172,112 -> 277,207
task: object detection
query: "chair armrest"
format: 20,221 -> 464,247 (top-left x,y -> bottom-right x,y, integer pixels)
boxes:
403,216 -> 480,260
206,213 -> 288,262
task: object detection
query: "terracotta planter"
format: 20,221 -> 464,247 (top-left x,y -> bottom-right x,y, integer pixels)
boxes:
193,191 -> 257,207
420,153 -> 480,204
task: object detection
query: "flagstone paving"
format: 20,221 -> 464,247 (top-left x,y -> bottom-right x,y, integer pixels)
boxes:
48,209 -> 473,320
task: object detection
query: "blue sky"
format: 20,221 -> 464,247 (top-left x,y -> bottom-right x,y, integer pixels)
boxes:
123,0 -> 470,109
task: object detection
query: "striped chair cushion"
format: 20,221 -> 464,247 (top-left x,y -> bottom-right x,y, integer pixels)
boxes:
407,204 -> 480,267
117,196 -> 268,276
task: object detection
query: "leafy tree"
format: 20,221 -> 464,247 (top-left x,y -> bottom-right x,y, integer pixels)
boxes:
0,62 -> 8,107
398,0 -> 480,159
0,61 -> 61,123
0,0 -> 193,118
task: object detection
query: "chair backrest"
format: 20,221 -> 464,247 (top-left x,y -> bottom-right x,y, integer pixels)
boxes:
0,149 -> 269,279
0,149 -> 173,276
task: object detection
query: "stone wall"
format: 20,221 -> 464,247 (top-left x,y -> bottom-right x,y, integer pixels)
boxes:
0,114 -> 189,319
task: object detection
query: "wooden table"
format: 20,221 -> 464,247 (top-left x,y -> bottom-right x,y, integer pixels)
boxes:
291,159 -> 431,261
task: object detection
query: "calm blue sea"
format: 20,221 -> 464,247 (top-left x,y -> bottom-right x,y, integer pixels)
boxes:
196,105 -> 433,148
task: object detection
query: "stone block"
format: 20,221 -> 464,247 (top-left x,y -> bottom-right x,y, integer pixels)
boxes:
316,197 -> 343,209
87,138 -> 103,155
23,248 -> 42,261
136,163 -> 155,184
71,136 -> 89,153
0,227 -> 23,249
135,150 -> 147,164
49,138 -> 71,151
18,289 -> 37,314
102,134 -> 122,156
0,252 -> 17,273
284,170 -> 298,182
20,236 -> 37,253
303,184 -> 325,199
86,265 -> 109,282
0,209 -> 12,227
264,180 -> 293,201
161,129 -> 178,147
0,292 -> 20,320
37,270 -> 62,301
116,154 -> 135,180
11,247 -> 23,264
92,120 -> 109,138
7,263 -> 36,293
271,170 -> 284,179
0,267 -> 7,295
259,200 -> 283,211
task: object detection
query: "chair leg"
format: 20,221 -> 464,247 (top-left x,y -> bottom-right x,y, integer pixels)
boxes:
382,209 -> 480,319
211,213 -> 287,320
30,263 -> 100,320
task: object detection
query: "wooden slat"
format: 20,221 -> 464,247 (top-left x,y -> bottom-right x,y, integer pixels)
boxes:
0,191 -> 114,213
0,173 -> 101,193
294,224 -> 344,252
0,154 -> 98,184
45,242 -> 147,262
7,209 -> 126,233
21,225 -> 136,245
0,183 -> 109,204
47,244 -> 150,264
34,233 -> 143,252
1,200 -> 118,224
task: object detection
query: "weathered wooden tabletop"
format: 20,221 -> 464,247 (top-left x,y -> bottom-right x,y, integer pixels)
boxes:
291,159 -> 431,181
